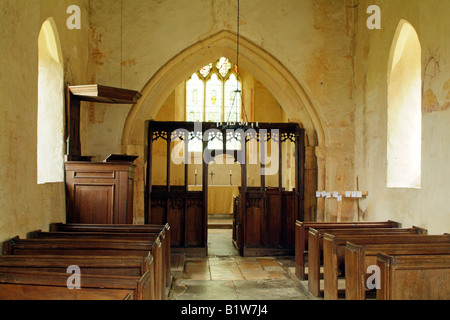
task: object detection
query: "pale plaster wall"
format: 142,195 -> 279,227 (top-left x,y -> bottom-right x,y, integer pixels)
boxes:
0,0 -> 90,248
354,0 -> 450,234
5,0 -> 446,241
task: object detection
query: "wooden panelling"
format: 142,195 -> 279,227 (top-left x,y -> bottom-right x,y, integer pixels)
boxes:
185,197 -> 204,247
65,162 -> 135,224
266,189 -> 282,246
74,185 -> 114,224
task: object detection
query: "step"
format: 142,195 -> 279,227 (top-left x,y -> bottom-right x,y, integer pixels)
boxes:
208,214 -> 233,229
208,219 -> 233,229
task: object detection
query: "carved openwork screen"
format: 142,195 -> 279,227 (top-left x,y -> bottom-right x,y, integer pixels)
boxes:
145,121 -> 304,255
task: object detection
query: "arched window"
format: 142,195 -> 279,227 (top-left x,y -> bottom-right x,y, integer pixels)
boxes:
186,57 -> 242,152
186,57 -> 241,123
37,18 -> 65,184
387,20 -> 422,188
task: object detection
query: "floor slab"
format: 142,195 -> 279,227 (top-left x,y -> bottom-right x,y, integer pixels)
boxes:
170,229 -> 311,300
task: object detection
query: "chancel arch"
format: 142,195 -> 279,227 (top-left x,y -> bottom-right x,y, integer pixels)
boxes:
121,30 -> 326,224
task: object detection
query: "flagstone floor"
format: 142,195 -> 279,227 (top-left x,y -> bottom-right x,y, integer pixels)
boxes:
169,229 -> 312,300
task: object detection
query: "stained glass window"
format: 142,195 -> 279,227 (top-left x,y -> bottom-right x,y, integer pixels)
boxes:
186,57 -> 241,123
186,73 -> 204,122
199,63 -> 213,78
205,74 -> 223,122
216,57 -> 232,78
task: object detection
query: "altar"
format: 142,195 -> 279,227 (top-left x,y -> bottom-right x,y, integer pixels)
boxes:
188,185 -> 239,215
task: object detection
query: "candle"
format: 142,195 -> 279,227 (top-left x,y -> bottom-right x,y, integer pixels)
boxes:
230,170 -> 232,175
195,169 -> 197,175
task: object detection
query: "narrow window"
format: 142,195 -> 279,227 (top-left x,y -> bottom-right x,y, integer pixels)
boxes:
37,18 -> 65,184
387,20 -> 422,188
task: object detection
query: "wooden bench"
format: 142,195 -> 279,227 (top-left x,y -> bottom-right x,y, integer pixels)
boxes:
49,223 -> 172,290
321,233 -> 450,300
0,255 -> 153,277
377,253 -> 450,300
345,242 -> 450,300
294,220 -> 401,280
307,227 -> 424,297
3,236 -> 165,300
27,230 -> 167,299
0,269 -> 152,300
0,255 -> 155,299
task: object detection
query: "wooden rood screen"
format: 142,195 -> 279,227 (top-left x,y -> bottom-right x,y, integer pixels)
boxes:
145,121 -> 305,256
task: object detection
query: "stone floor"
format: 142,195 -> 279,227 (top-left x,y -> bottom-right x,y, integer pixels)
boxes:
169,229 -> 313,300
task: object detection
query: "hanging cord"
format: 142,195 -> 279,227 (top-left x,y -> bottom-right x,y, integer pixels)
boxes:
226,0 -> 250,125
237,0 -> 250,124
236,0 -> 240,76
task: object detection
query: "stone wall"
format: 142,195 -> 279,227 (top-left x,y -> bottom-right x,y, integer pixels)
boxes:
0,0 -> 90,248
85,0 -> 356,223
353,0 -> 450,234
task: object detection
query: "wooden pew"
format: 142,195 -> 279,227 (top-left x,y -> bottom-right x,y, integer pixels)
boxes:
3,236 -> 164,300
0,255 -> 155,299
0,255 -> 153,278
321,234 -> 450,300
377,253 -> 450,300
49,222 -> 172,290
295,220 -> 401,280
0,269 -> 152,300
27,230 -> 167,299
307,227 -> 423,298
345,242 -> 450,300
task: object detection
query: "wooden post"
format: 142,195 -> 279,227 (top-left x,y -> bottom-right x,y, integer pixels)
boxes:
145,122 -> 153,224
295,128 -> 305,222
166,133 -> 171,193
202,131 -> 208,253
260,135 -> 266,192
241,132 -> 247,256
278,132 -> 283,192
184,132 -> 189,191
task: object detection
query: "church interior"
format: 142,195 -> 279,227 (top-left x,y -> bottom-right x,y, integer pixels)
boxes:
0,0 -> 449,301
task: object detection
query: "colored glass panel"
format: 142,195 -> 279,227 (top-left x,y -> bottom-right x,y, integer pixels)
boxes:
199,63 -> 213,78
186,73 -> 204,122
205,74 -> 223,122
216,57 -> 232,78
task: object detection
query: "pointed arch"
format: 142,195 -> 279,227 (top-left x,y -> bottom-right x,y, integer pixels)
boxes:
387,20 -> 422,188
120,30 -> 325,223
121,30 -> 325,149
37,17 -> 65,184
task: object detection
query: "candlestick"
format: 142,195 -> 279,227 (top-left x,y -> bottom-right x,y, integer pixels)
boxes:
209,171 -> 215,186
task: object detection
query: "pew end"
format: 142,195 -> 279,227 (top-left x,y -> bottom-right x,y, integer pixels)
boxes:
377,253 -> 450,300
